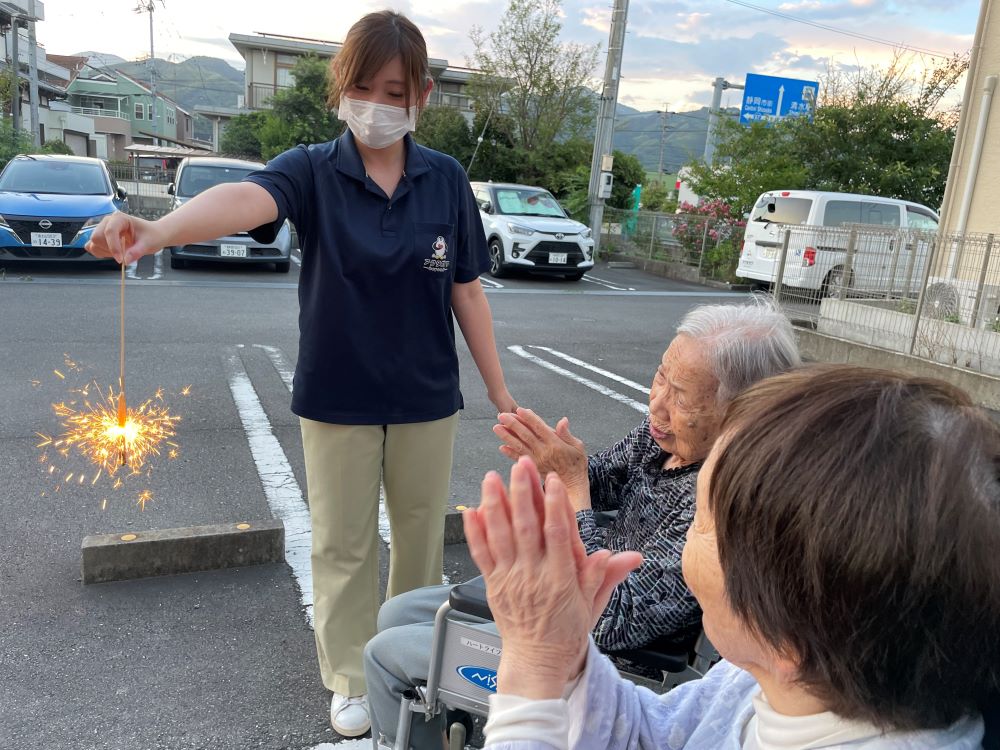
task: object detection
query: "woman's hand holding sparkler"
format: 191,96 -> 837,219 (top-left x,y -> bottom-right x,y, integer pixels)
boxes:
86,212 -> 166,266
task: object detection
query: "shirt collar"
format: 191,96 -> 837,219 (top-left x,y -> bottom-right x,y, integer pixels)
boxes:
336,129 -> 432,183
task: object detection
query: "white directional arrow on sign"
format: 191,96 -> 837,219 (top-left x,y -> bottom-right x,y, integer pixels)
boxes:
775,85 -> 784,120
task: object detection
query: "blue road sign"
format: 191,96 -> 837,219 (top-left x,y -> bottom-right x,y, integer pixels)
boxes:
740,73 -> 819,124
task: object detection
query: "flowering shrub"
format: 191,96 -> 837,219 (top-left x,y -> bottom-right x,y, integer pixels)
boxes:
671,199 -> 747,281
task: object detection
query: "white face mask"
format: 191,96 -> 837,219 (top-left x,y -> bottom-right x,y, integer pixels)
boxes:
338,95 -> 416,149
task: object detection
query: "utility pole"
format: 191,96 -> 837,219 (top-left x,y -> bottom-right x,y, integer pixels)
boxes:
587,0 -> 629,258
703,77 -> 743,166
10,14 -> 19,133
135,1 -> 163,144
27,0 -> 40,147
656,105 -> 668,178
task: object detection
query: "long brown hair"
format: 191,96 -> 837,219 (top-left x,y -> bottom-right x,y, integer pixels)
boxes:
712,365 -> 1000,730
327,11 -> 429,113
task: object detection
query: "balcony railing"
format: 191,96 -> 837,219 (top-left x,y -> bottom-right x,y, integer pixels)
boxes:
247,82 -> 291,110
72,106 -> 129,120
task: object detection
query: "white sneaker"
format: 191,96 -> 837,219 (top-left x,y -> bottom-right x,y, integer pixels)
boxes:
330,692 -> 371,737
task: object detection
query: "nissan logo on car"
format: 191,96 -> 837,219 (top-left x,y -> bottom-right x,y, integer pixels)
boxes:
39,219 -> 52,229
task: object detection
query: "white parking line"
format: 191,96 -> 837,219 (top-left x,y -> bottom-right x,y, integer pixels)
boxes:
508,345 -> 648,414
527,346 -> 650,395
225,345 -> 314,628
479,275 -> 504,289
581,274 -> 635,291
254,343 -> 392,548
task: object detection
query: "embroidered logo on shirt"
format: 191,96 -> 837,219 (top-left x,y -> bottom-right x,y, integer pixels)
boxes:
424,235 -> 451,272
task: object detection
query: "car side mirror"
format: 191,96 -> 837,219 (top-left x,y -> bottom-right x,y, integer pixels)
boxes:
117,187 -> 128,200
479,200 -> 492,214
167,182 -> 175,196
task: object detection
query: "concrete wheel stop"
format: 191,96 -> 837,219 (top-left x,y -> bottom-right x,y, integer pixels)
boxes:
81,519 -> 285,584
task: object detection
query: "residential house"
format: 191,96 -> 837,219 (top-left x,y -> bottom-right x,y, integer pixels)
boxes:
197,31 -> 478,152
0,1 -> 110,156
67,65 -> 195,160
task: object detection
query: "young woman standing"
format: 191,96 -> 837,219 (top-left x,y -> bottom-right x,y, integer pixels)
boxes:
85,11 -> 516,737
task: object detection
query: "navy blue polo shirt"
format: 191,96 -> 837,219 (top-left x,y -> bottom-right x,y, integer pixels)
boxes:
244,131 -> 489,425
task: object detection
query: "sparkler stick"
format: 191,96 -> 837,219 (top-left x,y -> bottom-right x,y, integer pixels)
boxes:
118,260 -> 127,466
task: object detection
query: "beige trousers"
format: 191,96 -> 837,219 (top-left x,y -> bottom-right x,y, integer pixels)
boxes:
299,412 -> 459,697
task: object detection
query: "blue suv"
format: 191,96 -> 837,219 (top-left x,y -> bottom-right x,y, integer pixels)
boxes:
0,154 -> 128,264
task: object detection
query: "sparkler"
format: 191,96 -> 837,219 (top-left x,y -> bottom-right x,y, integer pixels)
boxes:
35,262 -> 185,503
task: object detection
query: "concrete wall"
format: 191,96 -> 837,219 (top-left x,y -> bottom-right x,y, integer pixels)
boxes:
795,327 -> 1000,410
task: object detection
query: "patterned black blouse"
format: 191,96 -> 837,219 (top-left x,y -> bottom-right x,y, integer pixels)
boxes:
577,415 -> 703,652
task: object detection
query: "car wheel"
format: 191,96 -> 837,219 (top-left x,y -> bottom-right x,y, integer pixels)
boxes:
821,266 -> 851,298
170,257 -> 187,270
274,260 -> 291,273
566,271 -> 585,281
488,239 -> 509,278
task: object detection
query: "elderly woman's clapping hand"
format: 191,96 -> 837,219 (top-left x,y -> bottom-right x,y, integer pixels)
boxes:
463,456 -> 642,699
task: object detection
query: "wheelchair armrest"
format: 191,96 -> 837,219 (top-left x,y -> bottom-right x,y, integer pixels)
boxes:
608,646 -> 689,674
606,629 -> 702,675
449,575 -> 494,621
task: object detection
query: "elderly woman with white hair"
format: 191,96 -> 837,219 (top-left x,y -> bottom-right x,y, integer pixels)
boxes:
467,366 -> 1000,750
365,300 -> 802,749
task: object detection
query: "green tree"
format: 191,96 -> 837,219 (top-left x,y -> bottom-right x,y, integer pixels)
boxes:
41,139 -> 74,155
640,181 -> 675,213
414,106 -> 474,165
467,0 -> 599,153
0,119 -> 35,169
259,55 -> 343,160
684,117 -> 808,215
219,111 -> 266,161
608,150 -> 645,210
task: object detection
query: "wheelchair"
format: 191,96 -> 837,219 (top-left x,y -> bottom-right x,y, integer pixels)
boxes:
379,575 -> 718,750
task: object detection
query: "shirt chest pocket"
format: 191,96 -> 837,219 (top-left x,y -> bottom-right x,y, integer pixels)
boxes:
412,221 -> 455,277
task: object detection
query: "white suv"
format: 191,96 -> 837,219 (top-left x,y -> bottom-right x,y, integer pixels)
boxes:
471,181 -> 594,280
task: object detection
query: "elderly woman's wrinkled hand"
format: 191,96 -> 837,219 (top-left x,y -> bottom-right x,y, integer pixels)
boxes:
493,408 -> 590,508
463,457 -> 642,699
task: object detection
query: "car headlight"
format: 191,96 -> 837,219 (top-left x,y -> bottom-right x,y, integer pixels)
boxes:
580,227 -> 593,239
80,214 -> 112,230
507,223 -> 535,236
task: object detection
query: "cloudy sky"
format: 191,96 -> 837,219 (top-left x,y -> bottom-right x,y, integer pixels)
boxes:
37,0 -> 980,113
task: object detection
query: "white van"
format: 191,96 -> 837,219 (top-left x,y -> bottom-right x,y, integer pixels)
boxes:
736,190 -> 939,297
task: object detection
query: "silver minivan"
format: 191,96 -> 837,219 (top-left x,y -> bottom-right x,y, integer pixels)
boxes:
167,157 -> 293,273
736,190 -> 939,297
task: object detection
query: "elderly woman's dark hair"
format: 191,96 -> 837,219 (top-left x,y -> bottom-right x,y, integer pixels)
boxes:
711,365 -> 1000,731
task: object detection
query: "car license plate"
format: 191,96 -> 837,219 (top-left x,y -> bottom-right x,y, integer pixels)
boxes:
31,232 -> 62,247
220,244 -> 247,258
548,252 -> 568,264
760,247 -> 777,260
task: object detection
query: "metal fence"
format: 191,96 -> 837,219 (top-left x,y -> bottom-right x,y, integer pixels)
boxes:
599,207 -> 746,283
109,163 -> 175,221
763,224 -> 1000,377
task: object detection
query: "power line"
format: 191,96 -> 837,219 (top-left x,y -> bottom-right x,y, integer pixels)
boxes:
720,0 -> 955,59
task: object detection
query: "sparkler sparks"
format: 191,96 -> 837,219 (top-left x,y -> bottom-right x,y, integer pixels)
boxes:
34,265 -> 188,510
38,383 -> 181,477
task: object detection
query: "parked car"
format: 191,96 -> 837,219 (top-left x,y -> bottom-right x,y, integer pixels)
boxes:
167,157 -> 292,273
470,181 -> 594,280
736,189 -> 940,298
0,154 -> 128,265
